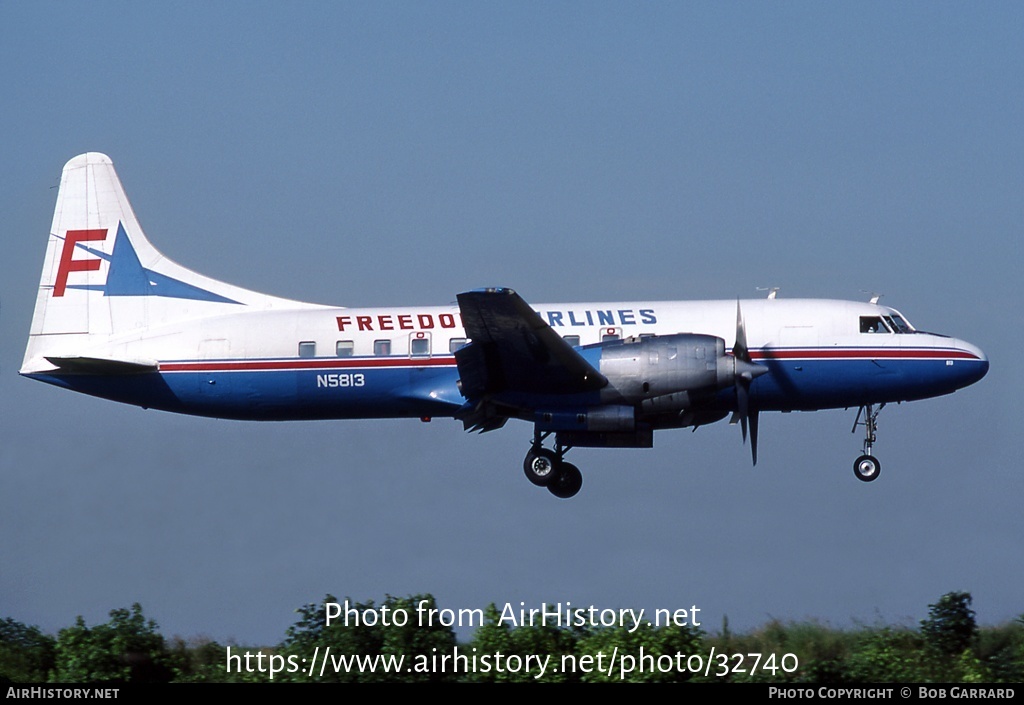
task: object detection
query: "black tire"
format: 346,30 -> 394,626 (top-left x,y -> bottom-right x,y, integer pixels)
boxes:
524,448 -> 558,487
548,462 -> 583,499
853,454 -> 881,482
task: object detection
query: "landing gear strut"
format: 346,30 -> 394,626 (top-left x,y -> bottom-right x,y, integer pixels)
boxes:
851,403 -> 884,482
523,432 -> 583,499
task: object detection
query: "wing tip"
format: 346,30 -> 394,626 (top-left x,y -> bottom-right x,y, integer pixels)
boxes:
460,287 -> 516,296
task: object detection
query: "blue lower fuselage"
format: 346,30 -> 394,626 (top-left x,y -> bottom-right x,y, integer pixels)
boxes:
27,346 -> 989,425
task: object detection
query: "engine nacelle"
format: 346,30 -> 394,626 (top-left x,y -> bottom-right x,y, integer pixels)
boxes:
535,405 -> 635,433
597,333 -> 746,407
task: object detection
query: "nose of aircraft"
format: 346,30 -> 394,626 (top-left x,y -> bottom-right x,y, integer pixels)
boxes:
954,338 -> 989,388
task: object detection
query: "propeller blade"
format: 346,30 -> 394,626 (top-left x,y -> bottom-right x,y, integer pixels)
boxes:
730,299 -> 748,429
737,378 -> 749,442
734,299 -> 749,362
732,299 -> 764,465
749,409 -> 759,466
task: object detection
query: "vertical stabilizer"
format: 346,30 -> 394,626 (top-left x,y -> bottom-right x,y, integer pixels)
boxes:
22,153 -> 320,374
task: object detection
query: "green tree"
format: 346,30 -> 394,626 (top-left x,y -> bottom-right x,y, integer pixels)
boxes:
167,637 -> 267,683
918,591 -> 982,681
465,603 -> 516,683
51,604 -> 173,683
921,592 -> 978,657
781,622 -> 856,684
845,626 -> 925,683
379,594 -> 458,683
466,603 -> 579,683
577,622 -> 703,683
278,593 -> 456,683
0,618 -> 56,683
508,611 -> 579,683
978,616 -> 1024,683
706,619 -> 853,683
279,595 -> 384,682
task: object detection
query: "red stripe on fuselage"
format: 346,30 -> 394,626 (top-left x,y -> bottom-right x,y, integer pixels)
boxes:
157,347 -> 980,374
750,348 -> 980,361
159,356 -> 458,372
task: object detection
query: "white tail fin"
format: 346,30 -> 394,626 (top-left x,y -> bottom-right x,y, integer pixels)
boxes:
22,153 -> 318,374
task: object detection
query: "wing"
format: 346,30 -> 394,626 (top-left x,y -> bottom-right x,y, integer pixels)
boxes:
454,288 -> 607,430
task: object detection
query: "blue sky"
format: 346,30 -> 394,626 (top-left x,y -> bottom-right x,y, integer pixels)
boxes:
1,2 -> 1020,646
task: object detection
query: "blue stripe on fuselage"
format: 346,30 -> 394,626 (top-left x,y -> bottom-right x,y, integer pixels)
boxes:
24,353 -> 987,420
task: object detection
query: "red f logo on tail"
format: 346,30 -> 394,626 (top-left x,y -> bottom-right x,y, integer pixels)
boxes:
53,229 -> 107,296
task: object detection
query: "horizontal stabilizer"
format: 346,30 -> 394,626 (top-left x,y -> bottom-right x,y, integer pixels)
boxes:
43,356 -> 159,375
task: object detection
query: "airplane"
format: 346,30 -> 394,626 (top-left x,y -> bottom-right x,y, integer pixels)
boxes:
20,153 -> 989,499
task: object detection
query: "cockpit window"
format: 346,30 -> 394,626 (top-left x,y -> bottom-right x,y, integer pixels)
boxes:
884,314 -> 914,333
859,316 -> 891,334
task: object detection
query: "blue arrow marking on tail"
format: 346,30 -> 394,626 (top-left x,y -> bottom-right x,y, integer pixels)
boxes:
66,223 -> 241,304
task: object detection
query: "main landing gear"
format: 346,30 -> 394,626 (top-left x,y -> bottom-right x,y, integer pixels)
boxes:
851,403 -> 885,482
523,432 -> 583,499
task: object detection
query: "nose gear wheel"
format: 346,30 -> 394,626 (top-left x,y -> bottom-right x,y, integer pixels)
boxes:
851,403 -> 884,482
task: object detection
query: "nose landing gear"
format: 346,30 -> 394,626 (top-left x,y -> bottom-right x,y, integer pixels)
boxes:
852,403 -> 885,482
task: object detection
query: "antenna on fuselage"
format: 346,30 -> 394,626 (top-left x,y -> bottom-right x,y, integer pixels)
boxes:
861,290 -> 883,305
757,287 -> 779,300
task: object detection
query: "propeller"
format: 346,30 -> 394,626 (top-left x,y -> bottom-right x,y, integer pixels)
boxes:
729,300 -> 768,465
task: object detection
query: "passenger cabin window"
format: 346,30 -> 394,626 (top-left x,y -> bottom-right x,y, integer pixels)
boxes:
449,338 -> 468,353
602,333 -> 620,342
374,339 -> 392,356
563,335 -> 581,347
298,341 -> 316,358
410,337 -> 430,357
859,316 -> 891,334
336,341 -> 354,357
